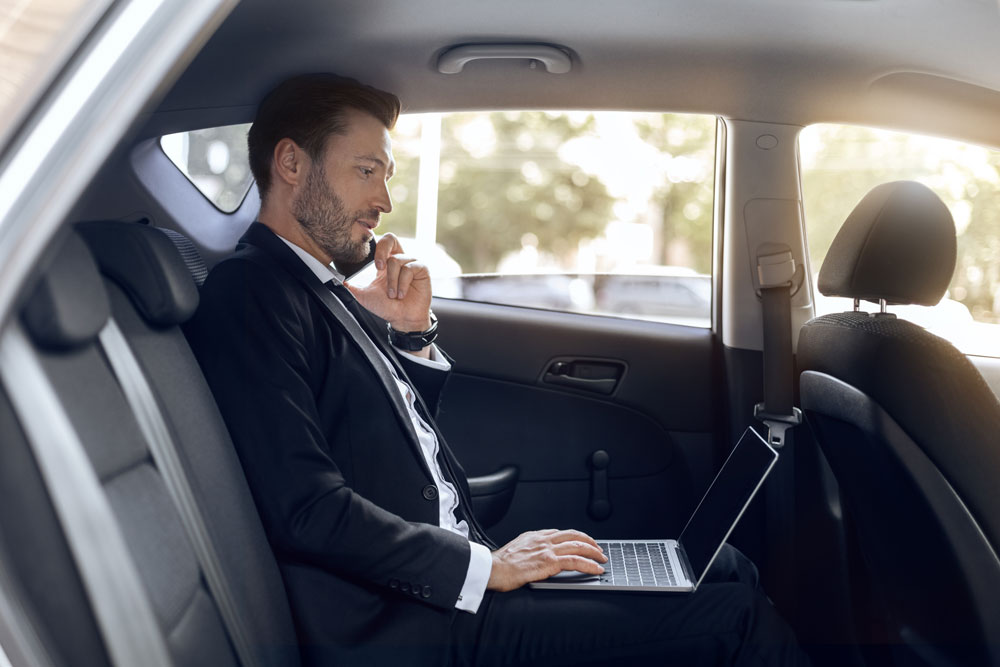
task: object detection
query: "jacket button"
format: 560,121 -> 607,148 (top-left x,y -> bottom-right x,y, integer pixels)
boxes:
422,585 -> 432,598
422,485 -> 438,501
389,579 -> 399,589
401,581 -> 410,593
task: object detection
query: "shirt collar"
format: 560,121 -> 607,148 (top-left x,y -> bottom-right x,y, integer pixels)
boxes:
276,234 -> 345,284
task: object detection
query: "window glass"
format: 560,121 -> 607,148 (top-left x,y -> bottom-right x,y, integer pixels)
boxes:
800,124 -> 1000,357
0,0 -> 95,150
365,110 -> 716,327
161,123 -> 254,213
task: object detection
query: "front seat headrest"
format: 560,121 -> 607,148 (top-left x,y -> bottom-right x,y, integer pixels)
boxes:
21,232 -> 110,350
76,221 -> 200,327
817,180 -> 956,306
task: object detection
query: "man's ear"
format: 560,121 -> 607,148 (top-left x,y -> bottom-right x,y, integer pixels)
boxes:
272,138 -> 307,188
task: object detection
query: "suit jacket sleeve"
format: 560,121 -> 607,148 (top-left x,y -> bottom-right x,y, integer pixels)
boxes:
186,257 -> 471,611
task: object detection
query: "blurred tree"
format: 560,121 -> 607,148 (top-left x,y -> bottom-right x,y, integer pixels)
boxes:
801,124 -> 1000,323
434,111 -> 615,273
633,114 -> 716,275
378,116 -> 421,239
378,111 -> 715,276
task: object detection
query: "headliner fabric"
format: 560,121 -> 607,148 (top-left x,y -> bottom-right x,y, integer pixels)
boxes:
21,232 -> 110,350
817,181 -> 956,306
798,312 -> 1000,552
77,221 -> 200,327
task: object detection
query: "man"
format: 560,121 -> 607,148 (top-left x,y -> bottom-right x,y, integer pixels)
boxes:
186,74 -> 808,666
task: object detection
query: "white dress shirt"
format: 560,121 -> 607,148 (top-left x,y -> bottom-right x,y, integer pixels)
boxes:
278,235 -> 492,613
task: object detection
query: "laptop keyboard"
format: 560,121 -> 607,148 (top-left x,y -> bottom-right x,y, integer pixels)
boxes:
597,541 -> 679,587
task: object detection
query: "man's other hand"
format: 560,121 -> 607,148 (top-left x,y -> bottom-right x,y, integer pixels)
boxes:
346,233 -> 433,332
487,529 -> 608,592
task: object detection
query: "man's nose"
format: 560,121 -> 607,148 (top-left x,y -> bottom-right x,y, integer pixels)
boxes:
374,180 -> 393,214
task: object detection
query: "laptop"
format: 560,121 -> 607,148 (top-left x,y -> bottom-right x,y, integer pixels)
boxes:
530,425 -> 778,592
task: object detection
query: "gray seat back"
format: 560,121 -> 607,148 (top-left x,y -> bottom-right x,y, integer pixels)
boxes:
0,224 -> 301,666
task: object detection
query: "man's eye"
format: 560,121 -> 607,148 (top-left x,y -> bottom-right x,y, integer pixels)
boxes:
359,167 -> 374,177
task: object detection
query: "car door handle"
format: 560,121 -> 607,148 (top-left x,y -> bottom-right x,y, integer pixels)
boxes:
542,358 -> 625,395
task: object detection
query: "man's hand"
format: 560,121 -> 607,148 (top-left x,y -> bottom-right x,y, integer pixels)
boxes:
487,529 -> 608,592
345,233 -> 433,332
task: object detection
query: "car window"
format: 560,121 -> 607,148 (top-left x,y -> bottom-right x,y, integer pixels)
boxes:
0,0 -> 98,152
161,123 -> 254,213
361,110 -> 716,328
800,123 -> 1000,357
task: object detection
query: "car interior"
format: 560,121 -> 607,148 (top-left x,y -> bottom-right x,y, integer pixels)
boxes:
1,0 -> 1000,665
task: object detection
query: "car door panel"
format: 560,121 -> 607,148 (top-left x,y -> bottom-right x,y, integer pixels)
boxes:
433,298 -> 720,543
970,356 -> 1000,401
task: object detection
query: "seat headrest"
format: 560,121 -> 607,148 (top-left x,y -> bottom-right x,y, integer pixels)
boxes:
76,221 -> 200,326
817,181 -> 956,306
21,232 -> 110,350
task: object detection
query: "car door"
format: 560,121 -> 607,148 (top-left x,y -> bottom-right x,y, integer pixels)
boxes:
435,300 -> 722,544
371,109 -> 729,544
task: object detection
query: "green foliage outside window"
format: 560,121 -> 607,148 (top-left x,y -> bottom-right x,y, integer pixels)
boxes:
802,124 -> 1000,325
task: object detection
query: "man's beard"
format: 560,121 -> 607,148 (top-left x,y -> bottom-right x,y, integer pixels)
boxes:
293,162 -> 375,264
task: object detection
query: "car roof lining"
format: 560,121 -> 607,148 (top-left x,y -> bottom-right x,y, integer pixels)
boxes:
136,0 -> 1000,148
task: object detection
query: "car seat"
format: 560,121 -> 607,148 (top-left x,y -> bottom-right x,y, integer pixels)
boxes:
797,180 -> 1000,667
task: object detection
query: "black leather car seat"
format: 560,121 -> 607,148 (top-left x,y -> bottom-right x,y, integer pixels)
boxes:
797,180 -> 1000,667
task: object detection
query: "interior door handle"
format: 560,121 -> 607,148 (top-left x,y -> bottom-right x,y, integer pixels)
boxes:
542,358 -> 625,395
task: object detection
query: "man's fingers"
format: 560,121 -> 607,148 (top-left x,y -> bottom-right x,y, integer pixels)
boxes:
373,233 -> 402,271
394,261 -> 428,300
550,529 -> 602,550
552,540 -> 608,562
558,555 -> 606,575
382,253 -> 414,299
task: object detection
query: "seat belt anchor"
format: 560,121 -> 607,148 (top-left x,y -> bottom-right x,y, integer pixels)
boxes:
753,403 -> 802,450
755,250 -> 805,298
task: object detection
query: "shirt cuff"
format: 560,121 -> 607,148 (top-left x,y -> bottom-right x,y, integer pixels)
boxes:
455,541 -> 492,613
397,343 -> 451,370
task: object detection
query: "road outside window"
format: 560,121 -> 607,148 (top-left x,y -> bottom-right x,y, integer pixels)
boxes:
801,124 -> 1000,357
366,110 -> 716,328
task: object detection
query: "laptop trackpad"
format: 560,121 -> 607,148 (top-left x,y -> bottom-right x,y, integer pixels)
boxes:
544,570 -> 601,582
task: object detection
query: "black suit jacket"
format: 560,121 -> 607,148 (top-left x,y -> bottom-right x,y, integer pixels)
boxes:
186,223 -> 488,665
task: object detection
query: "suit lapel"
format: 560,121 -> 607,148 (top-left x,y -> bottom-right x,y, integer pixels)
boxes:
240,224 -> 493,545
239,224 -> 433,480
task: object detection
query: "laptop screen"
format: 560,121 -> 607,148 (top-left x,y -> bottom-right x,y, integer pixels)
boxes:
678,426 -> 778,585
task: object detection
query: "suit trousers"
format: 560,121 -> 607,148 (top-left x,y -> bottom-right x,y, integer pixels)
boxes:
448,546 -> 810,667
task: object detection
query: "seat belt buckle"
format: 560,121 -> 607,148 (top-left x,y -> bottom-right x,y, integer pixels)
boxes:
753,403 -> 802,449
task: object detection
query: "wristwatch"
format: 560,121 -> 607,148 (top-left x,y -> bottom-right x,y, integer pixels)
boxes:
388,310 -> 439,351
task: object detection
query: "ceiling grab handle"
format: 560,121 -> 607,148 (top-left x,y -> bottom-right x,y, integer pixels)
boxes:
437,44 -> 572,74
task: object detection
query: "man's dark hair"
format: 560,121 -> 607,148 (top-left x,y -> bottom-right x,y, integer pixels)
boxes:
248,74 -> 401,201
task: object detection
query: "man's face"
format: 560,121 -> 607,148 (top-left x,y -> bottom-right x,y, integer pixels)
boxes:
293,108 -> 395,264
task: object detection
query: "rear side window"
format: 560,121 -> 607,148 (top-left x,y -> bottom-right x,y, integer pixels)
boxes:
800,124 -> 1000,357
160,123 -> 253,212
361,110 -> 717,328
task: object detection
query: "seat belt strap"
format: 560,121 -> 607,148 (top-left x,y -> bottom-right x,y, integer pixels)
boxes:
753,249 -> 803,614
0,325 -> 172,667
97,320 -> 259,667
754,250 -> 803,448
